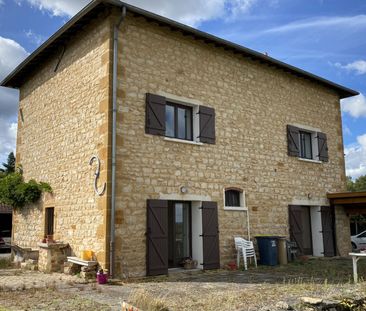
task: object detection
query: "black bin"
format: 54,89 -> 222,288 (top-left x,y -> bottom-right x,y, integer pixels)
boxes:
255,236 -> 278,266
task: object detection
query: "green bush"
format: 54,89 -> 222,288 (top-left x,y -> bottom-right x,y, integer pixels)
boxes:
0,173 -> 52,209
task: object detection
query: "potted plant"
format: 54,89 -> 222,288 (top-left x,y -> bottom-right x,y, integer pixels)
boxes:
181,257 -> 198,270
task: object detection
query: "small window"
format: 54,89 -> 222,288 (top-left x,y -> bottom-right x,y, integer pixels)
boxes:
225,190 -> 241,207
165,102 -> 193,141
45,207 -> 54,236
299,131 -> 312,159
224,188 -> 246,210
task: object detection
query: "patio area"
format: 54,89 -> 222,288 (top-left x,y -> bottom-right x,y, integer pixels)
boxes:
1,257 -> 366,310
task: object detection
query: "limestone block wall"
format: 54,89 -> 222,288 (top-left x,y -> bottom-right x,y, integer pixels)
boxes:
112,12 -> 347,277
14,14 -> 112,268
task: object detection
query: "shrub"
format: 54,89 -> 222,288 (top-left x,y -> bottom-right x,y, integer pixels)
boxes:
0,173 -> 52,209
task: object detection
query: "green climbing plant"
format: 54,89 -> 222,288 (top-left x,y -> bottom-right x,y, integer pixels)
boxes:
0,172 -> 52,209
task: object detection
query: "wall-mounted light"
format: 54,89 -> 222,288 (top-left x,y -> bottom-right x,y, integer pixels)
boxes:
307,193 -> 312,200
180,186 -> 188,194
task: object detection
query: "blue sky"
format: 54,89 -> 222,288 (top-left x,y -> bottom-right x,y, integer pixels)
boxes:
0,0 -> 365,177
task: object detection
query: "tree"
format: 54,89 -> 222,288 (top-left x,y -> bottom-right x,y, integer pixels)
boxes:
347,175 -> 366,192
0,152 -> 16,174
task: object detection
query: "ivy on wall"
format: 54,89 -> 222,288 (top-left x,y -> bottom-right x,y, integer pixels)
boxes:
0,173 -> 52,209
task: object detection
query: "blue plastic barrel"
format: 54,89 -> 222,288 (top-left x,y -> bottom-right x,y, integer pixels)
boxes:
255,236 -> 278,266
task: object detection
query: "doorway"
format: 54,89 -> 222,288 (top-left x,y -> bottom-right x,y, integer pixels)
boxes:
168,201 -> 191,268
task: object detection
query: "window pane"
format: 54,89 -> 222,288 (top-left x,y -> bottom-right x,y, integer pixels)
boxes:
300,132 -> 312,159
166,105 -> 175,137
225,190 -> 241,207
185,109 -> 192,140
177,108 -> 186,139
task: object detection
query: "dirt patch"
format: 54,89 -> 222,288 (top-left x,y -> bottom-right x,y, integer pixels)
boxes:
0,288 -> 110,311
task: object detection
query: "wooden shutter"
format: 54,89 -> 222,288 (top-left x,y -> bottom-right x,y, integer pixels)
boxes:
202,201 -> 220,269
199,106 -> 215,144
287,125 -> 300,157
146,199 -> 168,276
317,132 -> 329,162
321,206 -> 336,257
145,93 -> 166,136
288,205 -> 312,256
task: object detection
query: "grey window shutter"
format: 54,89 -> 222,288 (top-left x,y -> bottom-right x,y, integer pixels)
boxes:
145,93 -> 166,136
287,125 -> 300,157
199,106 -> 215,144
202,201 -> 220,270
317,132 -> 329,162
146,199 -> 168,276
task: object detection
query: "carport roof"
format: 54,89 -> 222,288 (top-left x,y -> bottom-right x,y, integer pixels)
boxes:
327,192 -> 366,214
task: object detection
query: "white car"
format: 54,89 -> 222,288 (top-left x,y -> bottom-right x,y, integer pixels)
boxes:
351,231 -> 366,251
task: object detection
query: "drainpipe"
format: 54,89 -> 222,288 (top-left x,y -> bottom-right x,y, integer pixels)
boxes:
110,6 -> 126,279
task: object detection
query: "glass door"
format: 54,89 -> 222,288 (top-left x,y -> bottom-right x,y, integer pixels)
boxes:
168,202 -> 191,268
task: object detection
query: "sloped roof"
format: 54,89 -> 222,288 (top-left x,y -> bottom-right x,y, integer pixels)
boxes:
0,0 -> 359,99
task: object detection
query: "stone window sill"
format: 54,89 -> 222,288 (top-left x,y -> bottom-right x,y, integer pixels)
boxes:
224,206 -> 248,211
297,158 -> 322,164
164,137 -> 203,146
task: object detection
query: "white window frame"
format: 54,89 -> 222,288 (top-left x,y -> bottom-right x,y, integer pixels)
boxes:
223,187 -> 247,211
157,91 -> 203,145
292,123 -> 322,164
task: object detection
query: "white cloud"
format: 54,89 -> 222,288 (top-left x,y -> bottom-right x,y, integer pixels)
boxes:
25,29 -> 46,46
345,134 -> 366,178
17,0 -> 260,26
0,36 -> 28,80
0,36 -> 27,167
343,125 -> 352,136
341,93 -> 366,118
335,60 -> 366,75
18,0 -> 90,17
0,119 -> 17,166
262,15 -> 366,34
125,0 -> 258,26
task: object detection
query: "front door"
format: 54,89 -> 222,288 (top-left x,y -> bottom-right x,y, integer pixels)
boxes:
168,202 -> 191,268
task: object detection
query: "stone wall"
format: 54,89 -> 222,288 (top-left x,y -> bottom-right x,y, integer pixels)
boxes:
112,12 -> 348,277
14,13 -> 112,269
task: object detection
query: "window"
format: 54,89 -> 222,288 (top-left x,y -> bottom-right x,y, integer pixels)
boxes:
45,207 -> 54,236
224,188 -> 246,210
299,131 -> 312,159
287,125 -> 328,162
165,103 -> 193,141
145,93 -> 215,144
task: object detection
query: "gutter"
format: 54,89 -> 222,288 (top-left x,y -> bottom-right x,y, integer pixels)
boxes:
110,5 -> 126,279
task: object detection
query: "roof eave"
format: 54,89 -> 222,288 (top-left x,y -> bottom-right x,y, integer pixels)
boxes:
1,0 -> 359,99
0,0 -> 103,88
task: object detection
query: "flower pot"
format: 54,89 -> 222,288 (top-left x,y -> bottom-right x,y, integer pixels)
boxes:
183,260 -> 198,270
46,235 -> 54,244
97,272 -> 108,284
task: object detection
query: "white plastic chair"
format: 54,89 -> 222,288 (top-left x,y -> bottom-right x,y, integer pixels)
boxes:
234,237 -> 257,270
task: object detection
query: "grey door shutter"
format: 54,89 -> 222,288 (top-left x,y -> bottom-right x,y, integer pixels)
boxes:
145,93 -> 166,136
289,205 -> 312,256
317,132 -> 329,162
321,206 -> 336,257
287,125 -> 300,157
202,201 -> 220,269
199,106 -> 215,144
146,199 -> 168,276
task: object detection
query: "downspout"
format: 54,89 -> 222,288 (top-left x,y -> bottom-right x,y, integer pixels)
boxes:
110,5 -> 126,279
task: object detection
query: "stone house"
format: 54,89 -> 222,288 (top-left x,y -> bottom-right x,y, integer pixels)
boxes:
1,0 -> 358,278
